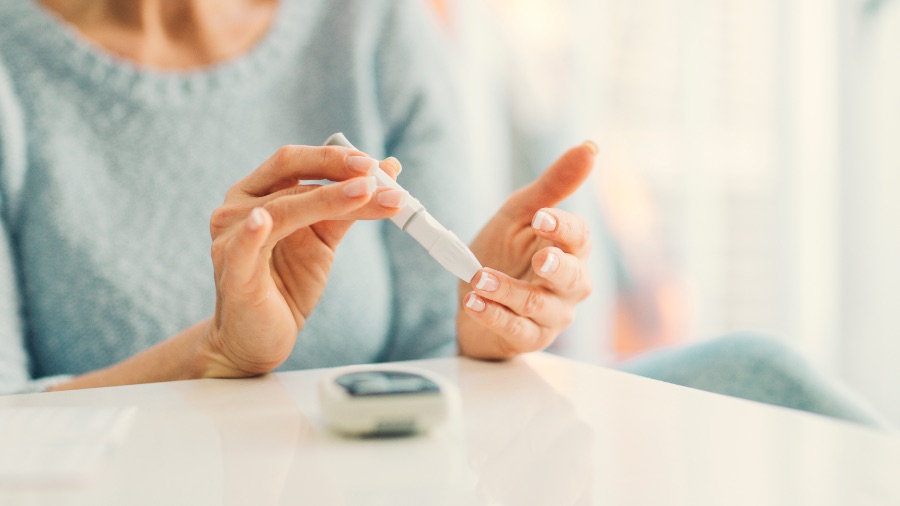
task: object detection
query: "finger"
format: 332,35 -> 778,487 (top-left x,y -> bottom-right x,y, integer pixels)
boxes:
470,268 -> 575,328
531,247 -> 592,302
530,208 -> 591,258
305,186 -> 408,247
503,142 -> 597,219
237,145 -> 379,197
221,207 -> 273,294
258,183 -> 408,221
379,157 -> 402,181
373,188 -> 408,211
315,187 -> 408,221
462,292 -> 544,353
262,176 -> 376,245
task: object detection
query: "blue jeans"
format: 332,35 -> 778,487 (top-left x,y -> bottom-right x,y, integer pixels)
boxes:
616,333 -> 891,429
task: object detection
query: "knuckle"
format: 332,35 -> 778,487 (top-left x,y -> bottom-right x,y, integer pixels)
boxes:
497,276 -> 516,301
479,307 -> 530,358
316,184 -> 339,211
480,302 -> 502,328
505,316 -> 526,339
271,145 -> 295,167
210,238 -> 227,262
560,219 -> 580,249
486,306 -> 522,338
558,218 -> 572,242
210,239 -> 231,281
209,206 -> 238,236
521,289 -> 545,317
562,262 -> 592,301
494,314 -> 526,353
565,263 -> 587,293
317,145 -> 330,167
321,145 -> 343,162
262,200 -> 286,226
224,185 -> 241,202
556,213 -> 591,252
276,184 -> 306,198
556,214 -> 575,244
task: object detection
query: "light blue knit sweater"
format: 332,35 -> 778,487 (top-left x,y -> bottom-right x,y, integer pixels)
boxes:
0,0 -> 488,394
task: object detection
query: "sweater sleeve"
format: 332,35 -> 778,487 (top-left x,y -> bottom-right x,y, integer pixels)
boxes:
0,53 -> 71,394
372,1 -> 494,361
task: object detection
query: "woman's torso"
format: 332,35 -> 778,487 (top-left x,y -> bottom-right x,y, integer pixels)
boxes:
0,0 -> 408,376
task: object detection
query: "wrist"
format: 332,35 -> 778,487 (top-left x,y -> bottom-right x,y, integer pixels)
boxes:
184,318 -> 223,379
195,318 -> 240,379
195,318 -> 274,379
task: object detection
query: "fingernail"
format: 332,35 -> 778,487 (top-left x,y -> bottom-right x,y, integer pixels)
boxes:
376,189 -> 407,208
540,252 -> 559,274
475,271 -> 499,292
346,155 -> 378,174
343,176 -> 376,198
247,207 -> 266,231
532,210 -> 557,232
384,157 -> 402,175
583,140 -> 598,155
465,293 -> 486,312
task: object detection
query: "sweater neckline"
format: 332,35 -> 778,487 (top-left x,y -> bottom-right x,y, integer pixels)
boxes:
13,0 -> 306,104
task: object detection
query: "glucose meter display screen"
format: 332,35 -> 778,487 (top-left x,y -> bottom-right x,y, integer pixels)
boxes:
335,371 -> 440,397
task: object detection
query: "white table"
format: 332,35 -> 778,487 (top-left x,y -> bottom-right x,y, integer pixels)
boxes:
1,353 -> 898,505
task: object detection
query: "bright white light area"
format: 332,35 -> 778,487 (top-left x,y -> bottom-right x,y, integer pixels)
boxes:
442,0 -> 900,423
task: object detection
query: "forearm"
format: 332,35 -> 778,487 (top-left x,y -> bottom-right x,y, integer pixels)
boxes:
48,319 -> 214,392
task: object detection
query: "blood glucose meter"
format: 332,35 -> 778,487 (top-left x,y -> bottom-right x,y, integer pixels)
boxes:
318,365 -> 453,437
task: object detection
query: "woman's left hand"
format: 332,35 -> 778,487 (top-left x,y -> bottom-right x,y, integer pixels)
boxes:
457,142 -> 597,359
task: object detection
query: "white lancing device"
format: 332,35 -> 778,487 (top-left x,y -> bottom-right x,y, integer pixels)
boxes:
324,133 -> 483,283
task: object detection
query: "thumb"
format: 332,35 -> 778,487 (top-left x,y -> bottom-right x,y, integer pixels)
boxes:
504,142 -> 597,218
223,207 -> 273,292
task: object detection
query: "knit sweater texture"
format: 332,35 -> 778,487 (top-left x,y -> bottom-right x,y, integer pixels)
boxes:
0,0 -> 486,394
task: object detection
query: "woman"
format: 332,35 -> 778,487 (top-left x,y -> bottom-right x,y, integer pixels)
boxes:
0,0 -> 593,392
0,0 -> 890,430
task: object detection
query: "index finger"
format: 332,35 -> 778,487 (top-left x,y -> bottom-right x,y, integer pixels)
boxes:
237,145 -> 377,197
503,142 -> 596,219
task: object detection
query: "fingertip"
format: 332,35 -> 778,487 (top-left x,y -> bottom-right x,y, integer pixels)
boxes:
506,148 -> 594,216
346,155 -> 379,175
470,269 -> 484,288
531,209 -> 558,233
246,207 -> 270,233
380,157 -> 402,179
537,250 -> 560,275
375,188 -> 408,208
464,292 -> 486,312
473,269 -> 500,292
568,143 -> 597,173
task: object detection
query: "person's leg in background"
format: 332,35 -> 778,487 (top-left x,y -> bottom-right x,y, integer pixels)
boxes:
617,332 -> 893,429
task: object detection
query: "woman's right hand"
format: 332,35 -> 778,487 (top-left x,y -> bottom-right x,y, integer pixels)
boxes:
201,145 -> 404,378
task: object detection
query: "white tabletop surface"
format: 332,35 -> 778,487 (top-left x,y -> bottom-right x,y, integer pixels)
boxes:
0,352 -> 898,505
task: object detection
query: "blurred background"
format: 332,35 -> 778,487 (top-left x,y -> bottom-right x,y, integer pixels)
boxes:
427,0 -> 900,424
